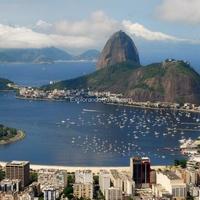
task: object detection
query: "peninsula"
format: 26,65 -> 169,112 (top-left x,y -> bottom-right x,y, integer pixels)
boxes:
0,124 -> 25,145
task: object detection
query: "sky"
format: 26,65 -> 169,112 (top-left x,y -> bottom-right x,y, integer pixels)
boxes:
0,0 -> 200,70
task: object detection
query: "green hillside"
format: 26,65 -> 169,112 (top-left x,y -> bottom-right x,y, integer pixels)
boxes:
40,59 -> 200,104
0,78 -> 15,91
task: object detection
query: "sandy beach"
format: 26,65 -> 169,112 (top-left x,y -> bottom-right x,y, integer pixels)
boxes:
0,161 -> 166,174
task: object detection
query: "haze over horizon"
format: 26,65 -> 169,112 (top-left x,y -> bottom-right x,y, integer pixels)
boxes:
0,0 -> 200,71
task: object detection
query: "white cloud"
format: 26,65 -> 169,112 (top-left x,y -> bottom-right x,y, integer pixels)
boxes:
0,23 -> 99,50
0,11 -> 122,50
0,24 -> 54,48
122,20 -> 184,42
52,10 -> 121,38
0,10 -> 199,51
156,0 -> 200,25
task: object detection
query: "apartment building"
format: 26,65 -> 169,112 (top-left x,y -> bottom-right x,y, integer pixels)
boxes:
73,183 -> 93,199
156,170 -> 186,199
5,161 -> 30,187
99,170 -> 110,195
73,170 -> 93,199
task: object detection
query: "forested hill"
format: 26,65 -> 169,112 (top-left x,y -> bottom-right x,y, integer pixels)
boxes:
0,78 -> 15,91
41,59 -> 200,105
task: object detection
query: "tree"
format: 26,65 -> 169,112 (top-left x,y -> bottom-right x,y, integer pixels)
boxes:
93,175 -> 99,185
30,170 -> 38,183
174,159 -> 187,168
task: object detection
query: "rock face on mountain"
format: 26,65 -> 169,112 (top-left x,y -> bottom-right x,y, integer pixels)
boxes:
123,60 -> 200,104
96,30 -> 140,70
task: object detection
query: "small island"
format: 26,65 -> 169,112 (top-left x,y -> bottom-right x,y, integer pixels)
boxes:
0,124 -> 25,145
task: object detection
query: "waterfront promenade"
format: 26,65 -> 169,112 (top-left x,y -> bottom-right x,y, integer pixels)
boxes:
0,161 -> 165,174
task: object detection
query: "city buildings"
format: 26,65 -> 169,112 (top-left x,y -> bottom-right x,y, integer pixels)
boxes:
5,161 -> 30,187
73,170 -> 93,199
0,179 -> 21,192
130,157 -> 150,188
37,169 -> 67,191
1,155 -> 200,200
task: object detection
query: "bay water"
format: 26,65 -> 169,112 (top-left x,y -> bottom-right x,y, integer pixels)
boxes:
0,62 -> 199,166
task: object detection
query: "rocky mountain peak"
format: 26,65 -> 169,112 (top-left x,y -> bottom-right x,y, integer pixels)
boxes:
96,30 -> 140,70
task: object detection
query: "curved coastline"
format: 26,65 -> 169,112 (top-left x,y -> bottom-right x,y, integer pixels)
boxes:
0,161 -> 165,174
0,130 -> 25,145
16,96 -> 200,114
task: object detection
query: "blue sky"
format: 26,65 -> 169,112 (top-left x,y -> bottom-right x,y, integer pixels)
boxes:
0,0 -> 200,70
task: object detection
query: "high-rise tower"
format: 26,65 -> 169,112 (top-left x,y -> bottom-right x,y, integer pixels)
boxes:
130,157 -> 150,188
5,160 -> 30,187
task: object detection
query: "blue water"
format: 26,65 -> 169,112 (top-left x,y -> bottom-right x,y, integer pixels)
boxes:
0,62 -> 199,166
0,62 -> 96,87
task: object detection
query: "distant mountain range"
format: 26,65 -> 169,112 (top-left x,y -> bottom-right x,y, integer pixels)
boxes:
0,47 -> 100,64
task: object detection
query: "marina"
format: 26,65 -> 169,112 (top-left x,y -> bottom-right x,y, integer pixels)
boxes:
0,62 -> 200,166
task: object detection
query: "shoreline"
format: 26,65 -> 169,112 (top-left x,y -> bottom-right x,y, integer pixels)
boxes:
0,161 -> 166,174
0,130 -> 25,145
16,96 -> 200,114
106,102 -> 200,114
16,96 -> 66,102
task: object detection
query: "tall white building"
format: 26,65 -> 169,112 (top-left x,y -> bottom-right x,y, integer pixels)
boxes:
99,170 -> 110,195
110,170 -> 135,196
156,170 -> 186,198
110,170 -> 122,189
185,169 -> 198,185
73,170 -> 93,199
119,172 -> 135,196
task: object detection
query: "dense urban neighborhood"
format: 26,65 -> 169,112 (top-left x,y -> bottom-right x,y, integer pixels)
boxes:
1,145 -> 200,200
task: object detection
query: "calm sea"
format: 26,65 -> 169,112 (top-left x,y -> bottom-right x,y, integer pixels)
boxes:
0,62 -> 199,166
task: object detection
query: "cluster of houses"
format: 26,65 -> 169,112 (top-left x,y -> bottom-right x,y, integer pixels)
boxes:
14,86 -> 200,112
